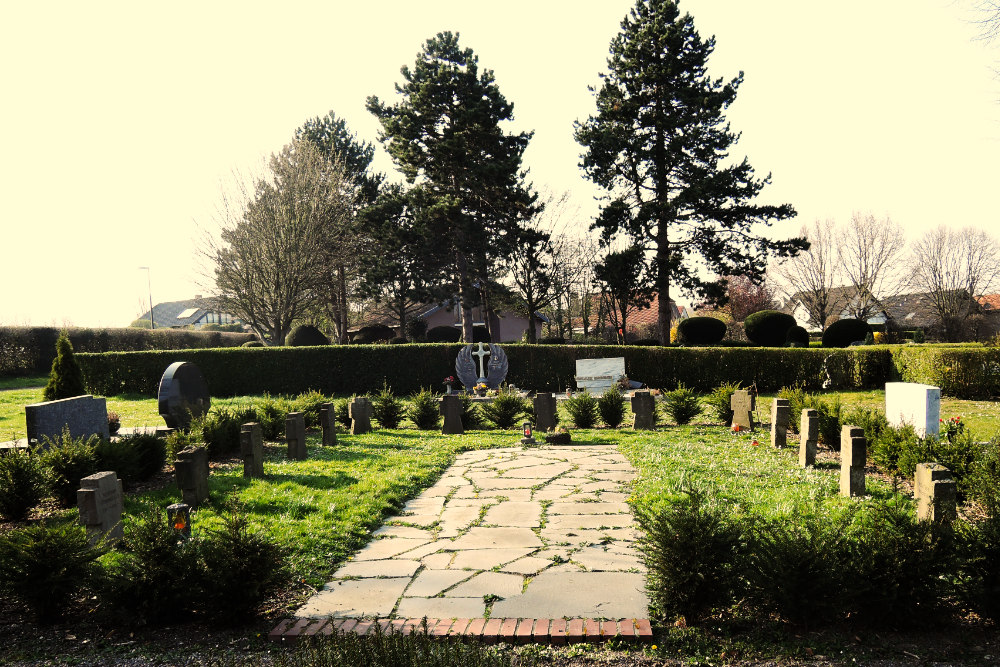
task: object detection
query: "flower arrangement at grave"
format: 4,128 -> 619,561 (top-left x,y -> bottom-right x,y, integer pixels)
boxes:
474,382 -> 489,396
443,376 -> 455,393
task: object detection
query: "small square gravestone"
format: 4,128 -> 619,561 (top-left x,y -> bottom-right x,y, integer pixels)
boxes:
770,398 -> 790,448
631,390 -> 656,429
533,392 -> 557,433
840,425 -> 867,497
174,446 -> 209,506
885,382 -> 941,437
319,402 -> 337,447
285,411 -> 307,460
799,408 -> 819,467
439,394 -> 464,435
915,462 -> 957,524
77,471 -> 123,546
349,397 -> 373,435
240,422 -> 264,478
730,390 -> 755,429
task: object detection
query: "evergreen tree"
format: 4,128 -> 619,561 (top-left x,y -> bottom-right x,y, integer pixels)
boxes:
43,332 -> 86,401
367,32 -> 538,342
576,0 -> 805,344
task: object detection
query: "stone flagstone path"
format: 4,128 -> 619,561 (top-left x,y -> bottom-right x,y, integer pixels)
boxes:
293,444 -> 648,625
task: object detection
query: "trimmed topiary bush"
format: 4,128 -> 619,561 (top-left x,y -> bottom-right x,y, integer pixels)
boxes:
426,326 -> 461,343
353,325 -> 394,344
43,332 -> 86,401
785,325 -> 810,347
743,310 -> 797,347
285,325 -> 329,347
823,318 -> 872,348
677,317 -> 727,345
241,340 -> 265,347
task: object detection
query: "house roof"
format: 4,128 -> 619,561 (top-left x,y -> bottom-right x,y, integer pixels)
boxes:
137,296 -> 226,328
786,287 -> 950,328
978,294 -> 1000,311
353,300 -> 550,331
574,293 -> 681,330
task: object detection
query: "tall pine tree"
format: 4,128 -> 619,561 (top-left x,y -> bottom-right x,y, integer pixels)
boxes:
367,32 -> 537,342
576,0 -> 805,343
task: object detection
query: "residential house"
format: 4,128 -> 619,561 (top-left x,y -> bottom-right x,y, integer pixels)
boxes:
135,296 -> 242,330
574,293 -> 685,341
353,299 -> 548,342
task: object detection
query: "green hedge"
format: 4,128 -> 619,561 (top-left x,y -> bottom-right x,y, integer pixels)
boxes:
893,345 -> 1000,399
0,326 -> 254,376
78,344 -> 902,398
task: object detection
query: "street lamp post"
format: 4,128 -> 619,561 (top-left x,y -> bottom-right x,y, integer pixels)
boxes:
138,266 -> 154,329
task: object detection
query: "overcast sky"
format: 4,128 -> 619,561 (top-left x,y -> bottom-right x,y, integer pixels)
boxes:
2,1 -> 997,327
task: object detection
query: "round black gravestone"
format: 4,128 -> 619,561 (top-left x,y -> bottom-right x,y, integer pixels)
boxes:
158,362 -> 211,430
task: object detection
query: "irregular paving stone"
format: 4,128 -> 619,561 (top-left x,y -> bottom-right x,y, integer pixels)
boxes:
296,578 -> 411,618
547,501 -> 630,515
373,525 -> 433,539
449,548 -> 535,571
449,527 -> 543,550
572,546 -> 644,572
396,597 -> 485,619
546,514 -> 634,530
501,556 -> 552,575
490,571 -> 647,619
476,478 -> 538,490
482,501 -> 542,527
332,560 -> 421,578
353,539 -> 431,561
405,569 -> 471,596
446,571 -> 524,597
498,463 -> 573,478
420,552 -> 454,569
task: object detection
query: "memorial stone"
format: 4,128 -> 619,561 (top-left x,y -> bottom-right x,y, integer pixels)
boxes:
915,463 -> 958,524
533,392 -> 557,433
77,471 -> 123,546
25,395 -> 109,446
799,409 -> 819,467
730,390 -> 755,429
770,398 -> 790,448
885,382 -> 941,437
174,446 -> 209,506
631,390 -> 656,430
286,411 -> 307,460
575,357 -> 626,395
349,397 -> 373,435
439,394 -> 464,435
157,361 -> 211,430
320,402 -> 337,447
240,422 -> 264,478
840,425 -> 867,497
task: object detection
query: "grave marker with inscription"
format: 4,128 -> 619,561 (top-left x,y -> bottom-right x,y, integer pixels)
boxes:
77,471 -> 123,545
157,362 -> 210,430
349,397 -> 373,435
840,425 -> 867,497
533,392 -> 557,433
240,422 -> 264,478
631,390 -> 656,430
730,390 -> 755,429
174,446 -> 209,506
770,398 -> 790,447
439,395 -> 464,435
915,463 -> 957,524
885,382 -> 941,437
320,402 -> 337,447
799,409 -> 819,467
25,395 -> 109,446
575,358 -> 626,395
285,411 -> 306,460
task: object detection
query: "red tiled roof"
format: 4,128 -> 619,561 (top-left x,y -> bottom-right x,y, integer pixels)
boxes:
978,294 -> 1000,311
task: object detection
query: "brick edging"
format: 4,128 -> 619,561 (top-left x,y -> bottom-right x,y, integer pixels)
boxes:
268,617 -> 654,645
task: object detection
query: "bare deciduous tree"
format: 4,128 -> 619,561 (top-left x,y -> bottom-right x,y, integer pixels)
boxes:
722,274 -> 777,322
206,140 -> 354,345
910,226 -> 1000,341
839,212 -> 908,321
772,218 -> 845,331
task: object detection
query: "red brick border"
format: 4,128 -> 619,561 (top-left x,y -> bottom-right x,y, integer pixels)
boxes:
268,617 -> 655,645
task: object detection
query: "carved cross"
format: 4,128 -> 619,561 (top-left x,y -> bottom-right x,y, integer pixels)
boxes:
472,342 -> 490,381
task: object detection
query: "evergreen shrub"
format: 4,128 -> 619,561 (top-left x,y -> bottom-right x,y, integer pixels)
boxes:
196,405 -> 258,459
597,385 -> 626,428
241,340 -> 265,347
38,429 -> 99,506
955,513 -> 1000,622
372,384 -> 405,429
480,390 -> 530,429
291,390 -> 329,428
120,432 -> 167,481
822,318 -> 872,348
743,310 -> 796,347
564,391 -> 599,428
785,325 -> 810,347
285,325 -> 329,347
408,389 -> 440,430
353,325 -> 394,344
676,316 -> 727,345
335,398 -> 352,428
426,326 -> 461,343
252,394 -> 294,439
458,395 -> 483,429
94,438 -> 140,488
704,381 -> 741,424
0,449 -> 47,520
43,332 -> 87,401
406,319 -> 428,342
662,384 -> 700,425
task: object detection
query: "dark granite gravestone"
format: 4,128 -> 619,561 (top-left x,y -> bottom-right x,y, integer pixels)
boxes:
158,362 -> 210,430
174,446 -> 209,506
320,402 -> 337,446
770,398 -> 791,448
455,343 -> 509,390
240,422 -> 264,478
533,392 -> 557,433
286,412 -> 307,460
730,389 -> 755,429
77,471 -> 123,546
349,397 -> 373,435
25,395 -> 109,446
631,390 -> 656,429
439,394 -> 464,435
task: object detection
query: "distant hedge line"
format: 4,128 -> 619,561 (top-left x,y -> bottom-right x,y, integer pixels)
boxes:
75,344 -> 917,399
0,326 -> 255,376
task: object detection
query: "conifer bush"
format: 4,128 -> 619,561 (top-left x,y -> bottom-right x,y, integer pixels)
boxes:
42,332 -> 86,401
705,381 -> 741,424
458,394 -> 484,429
372,384 -> 405,429
94,438 -> 140,488
196,405 -> 258,459
408,389 -> 440,430
955,512 -> 1000,622
743,310 -> 796,347
291,390 -> 329,428
0,449 -> 47,521
662,384 -> 701,425
480,389 -> 530,429
37,429 -> 99,506
564,391 -> 599,428
598,385 -> 626,428
822,318 -> 872,348
676,316 -> 727,345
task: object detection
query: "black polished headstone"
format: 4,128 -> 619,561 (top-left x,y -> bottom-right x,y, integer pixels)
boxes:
158,361 -> 211,430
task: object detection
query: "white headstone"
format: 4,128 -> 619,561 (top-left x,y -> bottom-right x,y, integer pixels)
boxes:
885,382 -> 941,437
575,357 -> 626,394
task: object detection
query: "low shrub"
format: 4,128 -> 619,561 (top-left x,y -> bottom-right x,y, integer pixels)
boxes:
285,325 -> 329,347
426,326 -> 461,343
839,405 -> 889,445
662,384 -> 700,425
458,395 -> 484,430
779,388 -> 841,448
480,389 -> 530,429
965,437 -> 1000,510
0,449 -> 47,521
408,389 -> 440,430
744,310 -> 796,347
372,384 -> 405,429
253,394 -> 294,439
823,318 -> 872,348
335,399 -> 351,428
291,390 -> 329,429
123,432 -> 168,481
637,487 -> 745,623
705,381 -> 741,424
564,391 -> 599,428
955,513 -> 1000,622
0,521 -> 107,623
872,425 -> 984,497
597,385 -> 626,428
94,438 -> 140,488
37,429 -> 99,506
676,316 -> 727,345
632,338 -> 661,346
196,405 -> 258,459
785,325 -> 810,347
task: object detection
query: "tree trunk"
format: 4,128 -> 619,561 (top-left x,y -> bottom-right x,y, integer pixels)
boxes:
455,249 -> 474,343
